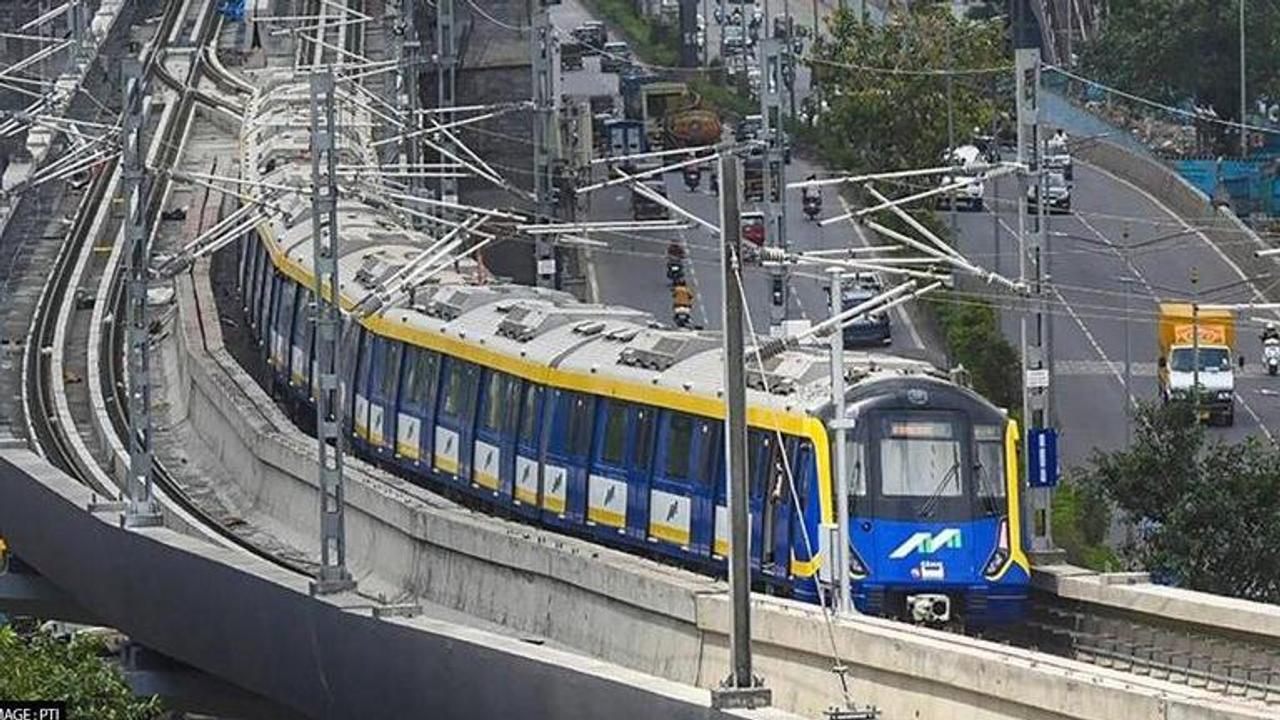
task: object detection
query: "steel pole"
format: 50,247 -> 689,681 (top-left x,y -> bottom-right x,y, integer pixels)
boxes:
710,153 -> 771,711
1239,0 -> 1247,158
828,268 -> 852,615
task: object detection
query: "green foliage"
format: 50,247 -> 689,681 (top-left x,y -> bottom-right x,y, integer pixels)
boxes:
1077,401 -> 1280,602
1051,474 -> 1119,571
931,295 -> 1019,410
809,5 -> 1010,173
1080,0 -> 1280,133
0,627 -> 161,720
689,77 -> 755,122
578,0 -> 679,67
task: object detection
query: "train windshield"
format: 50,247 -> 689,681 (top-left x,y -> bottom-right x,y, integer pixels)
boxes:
870,413 -> 971,520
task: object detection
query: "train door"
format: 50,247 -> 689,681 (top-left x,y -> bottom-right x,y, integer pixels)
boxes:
288,288 -> 313,406
272,281 -> 297,389
788,441 -> 818,580
512,382 -> 544,520
472,369 -> 519,502
258,269 -> 277,354
540,389 -> 594,528
649,411 -> 717,559
247,244 -> 265,338
585,400 -> 633,541
713,430 -> 769,572
433,356 -> 479,488
623,405 -> 657,543
393,346 -> 438,480
237,238 -> 251,308
350,327 -> 375,455
367,337 -> 402,462
757,434 -> 798,580
338,321 -> 361,441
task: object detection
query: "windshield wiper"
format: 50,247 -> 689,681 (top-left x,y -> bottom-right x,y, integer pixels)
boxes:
917,452 -> 961,518
975,464 -> 1001,516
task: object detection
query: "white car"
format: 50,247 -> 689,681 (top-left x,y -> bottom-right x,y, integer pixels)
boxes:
938,145 -> 985,211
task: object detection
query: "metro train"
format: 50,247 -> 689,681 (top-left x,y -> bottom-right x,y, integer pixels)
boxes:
230,75 -> 1030,625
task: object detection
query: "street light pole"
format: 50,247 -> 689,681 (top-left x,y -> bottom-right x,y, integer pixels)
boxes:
828,268 -> 852,616
1240,0 -> 1247,158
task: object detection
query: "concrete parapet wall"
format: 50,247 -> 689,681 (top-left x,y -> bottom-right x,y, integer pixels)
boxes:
1075,140 -> 1280,301
1034,565 -> 1280,646
165,255 -> 1273,719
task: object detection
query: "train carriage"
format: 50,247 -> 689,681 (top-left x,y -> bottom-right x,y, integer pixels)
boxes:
231,75 -> 1031,626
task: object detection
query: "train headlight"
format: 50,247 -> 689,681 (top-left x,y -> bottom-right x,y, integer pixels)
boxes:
982,517 -> 1011,578
849,544 -> 868,579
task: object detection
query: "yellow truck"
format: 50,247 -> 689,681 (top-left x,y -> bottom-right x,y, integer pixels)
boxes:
1157,303 -> 1237,425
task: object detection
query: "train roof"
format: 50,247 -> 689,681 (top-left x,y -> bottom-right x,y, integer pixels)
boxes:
239,77 -> 955,419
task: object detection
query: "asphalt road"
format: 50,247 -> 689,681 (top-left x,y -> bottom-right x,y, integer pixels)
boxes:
550,0 -> 1279,470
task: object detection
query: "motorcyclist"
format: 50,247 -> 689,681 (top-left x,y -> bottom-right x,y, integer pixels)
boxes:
802,174 -> 821,202
672,280 -> 694,315
1262,322 -> 1280,343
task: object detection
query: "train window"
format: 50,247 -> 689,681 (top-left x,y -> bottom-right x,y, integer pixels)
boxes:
665,413 -> 693,479
481,372 -> 509,432
696,420 -> 720,488
400,348 -> 438,409
518,384 -> 542,444
568,394 -> 593,456
441,361 -> 470,417
292,289 -> 310,346
380,342 -> 402,399
278,282 -> 296,337
356,330 -> 375,391
339,324 -> 360,397
634,408 -> 654,472
844,437 -> 867,496
879,418 -> 962,497
601,402 -> 628,465
975,425 -> 1006,499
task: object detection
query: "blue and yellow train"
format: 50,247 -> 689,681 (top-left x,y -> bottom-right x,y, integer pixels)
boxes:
231,78 -> 1030,625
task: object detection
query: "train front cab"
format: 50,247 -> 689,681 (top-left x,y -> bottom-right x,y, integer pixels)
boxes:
843,383 -> 1030,626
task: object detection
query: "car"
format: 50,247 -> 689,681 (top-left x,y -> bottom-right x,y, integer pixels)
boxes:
735,114 -> 763,143
740,211 -> 765,246
1026,170 -> 1071,213
841,284 -> 891,346
1043,134 -> 1073,180
721,24 -> 746,54
560,41 -> 584,71
937,145 -> 985,211
571,21 -> 606,54
600,41 -> 632,73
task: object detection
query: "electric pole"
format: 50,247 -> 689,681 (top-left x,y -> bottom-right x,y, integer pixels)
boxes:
400,0 -> 426,224
758,22 -> 790,332
710,151 -> 771,711
530,0 -> 559,288
436,0 -> 458,206
309,69 -> 356,595
122,58 -> 161,528
1015,48 -> 1054,555
828,268 -> 852,615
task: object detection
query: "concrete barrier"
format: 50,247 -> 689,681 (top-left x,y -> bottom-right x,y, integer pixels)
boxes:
1074,140 -> 1280,302
0,449 -> 796,720
154,256 -> 1279,720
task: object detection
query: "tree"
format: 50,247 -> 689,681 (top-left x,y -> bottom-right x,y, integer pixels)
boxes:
1077,401 -> 1280,602
0,627 -> 161,720
808,4 -> 1010,174
1080,0 -> 1280,139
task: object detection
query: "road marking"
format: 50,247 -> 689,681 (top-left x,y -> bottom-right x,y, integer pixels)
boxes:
584,247 -> 601,303
994,215 -> 1127,392
835,194 -> 926,350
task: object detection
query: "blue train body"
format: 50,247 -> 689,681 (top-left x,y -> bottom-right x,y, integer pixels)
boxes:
237,228 -> 1030,627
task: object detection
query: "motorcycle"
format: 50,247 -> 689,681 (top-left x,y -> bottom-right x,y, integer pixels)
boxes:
673,305 -> 693,329
1264,337 -> 1280,376
802,193 -> 822,221
667,259 -> 685,286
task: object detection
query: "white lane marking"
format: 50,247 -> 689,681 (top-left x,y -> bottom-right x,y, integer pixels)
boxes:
676,224 -> 711,326
836,194 -> 926,350
585,246 -> 601,303
994,215 -> 1126,391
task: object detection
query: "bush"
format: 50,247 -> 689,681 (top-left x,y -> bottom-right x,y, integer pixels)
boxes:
0,627 -> 161,719
931,296 -> 1020,410
578,0 -> 679,67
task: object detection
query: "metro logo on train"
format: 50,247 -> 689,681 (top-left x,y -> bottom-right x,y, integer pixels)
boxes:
889,528 -> 963,559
